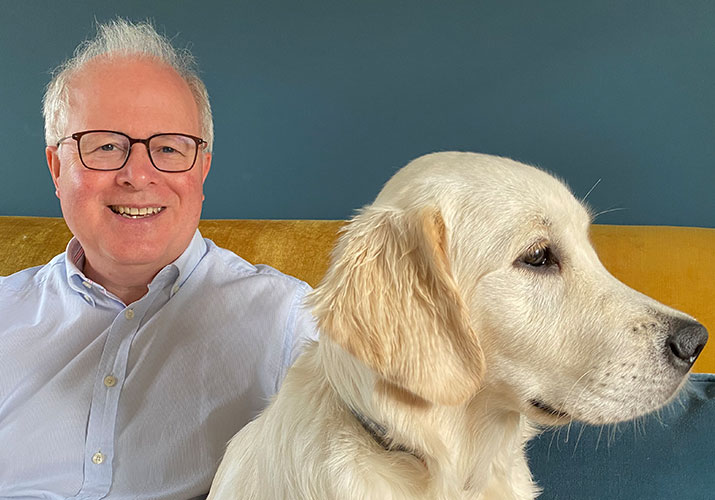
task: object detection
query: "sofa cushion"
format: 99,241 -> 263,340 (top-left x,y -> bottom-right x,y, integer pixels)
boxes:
529,373 -> 715,499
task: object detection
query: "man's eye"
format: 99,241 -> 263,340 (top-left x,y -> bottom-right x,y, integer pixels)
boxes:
100,144 -> 116,151
154,145 -> 186,156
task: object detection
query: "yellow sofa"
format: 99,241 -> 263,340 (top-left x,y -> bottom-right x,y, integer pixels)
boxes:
1,216 -> 712,372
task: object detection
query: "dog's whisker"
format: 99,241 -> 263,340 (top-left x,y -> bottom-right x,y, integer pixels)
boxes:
573,422 -> 588,455
592,206 -> 628,221
563,369 -> 595,409
595,425 -> 606,451
631,419 -> 640,440
547,427 -> 560,458
558,373 -> 595,454
638,415 -> 649,437
608,423 -> 620,448
581,178 -> 602,203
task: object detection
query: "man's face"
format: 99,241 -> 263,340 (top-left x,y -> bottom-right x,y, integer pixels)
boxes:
46,56 -> 212,283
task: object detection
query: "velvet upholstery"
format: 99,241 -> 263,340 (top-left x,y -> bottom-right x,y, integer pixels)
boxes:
0,216 -> 712,373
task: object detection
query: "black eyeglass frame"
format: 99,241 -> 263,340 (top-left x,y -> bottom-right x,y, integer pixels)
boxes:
56,129 -> 208,173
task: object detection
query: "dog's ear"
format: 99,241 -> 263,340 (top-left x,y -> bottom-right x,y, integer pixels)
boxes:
309,206 -> 485,405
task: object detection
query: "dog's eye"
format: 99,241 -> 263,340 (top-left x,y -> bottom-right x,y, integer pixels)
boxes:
521,245 -> 557,268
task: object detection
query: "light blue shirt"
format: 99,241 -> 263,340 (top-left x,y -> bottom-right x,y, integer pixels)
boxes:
0,230 -> 317,499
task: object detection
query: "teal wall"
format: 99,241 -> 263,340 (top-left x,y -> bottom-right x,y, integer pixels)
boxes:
1,1 -> 713,227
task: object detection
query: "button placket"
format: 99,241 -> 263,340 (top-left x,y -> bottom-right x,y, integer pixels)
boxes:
79,304 -> 145,495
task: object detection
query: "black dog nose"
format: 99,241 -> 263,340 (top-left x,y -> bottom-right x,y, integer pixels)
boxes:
666,319 -> 708,370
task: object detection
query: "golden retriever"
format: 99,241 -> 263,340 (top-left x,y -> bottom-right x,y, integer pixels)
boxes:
209,152 -> 707,499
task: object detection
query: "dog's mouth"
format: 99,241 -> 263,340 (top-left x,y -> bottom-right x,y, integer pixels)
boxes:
529,399 -> 570,420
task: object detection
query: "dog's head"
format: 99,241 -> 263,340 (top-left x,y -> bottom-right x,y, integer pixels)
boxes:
309,152 -> 708,425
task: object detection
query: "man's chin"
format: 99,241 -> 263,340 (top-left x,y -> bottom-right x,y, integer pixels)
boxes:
108,242 -> 181,268
83,239 -> 185,277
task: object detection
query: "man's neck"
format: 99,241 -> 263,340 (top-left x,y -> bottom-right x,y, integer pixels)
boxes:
83,259 -> 159,305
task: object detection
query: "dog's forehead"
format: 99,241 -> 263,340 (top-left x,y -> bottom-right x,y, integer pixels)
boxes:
377,152 -> 588,223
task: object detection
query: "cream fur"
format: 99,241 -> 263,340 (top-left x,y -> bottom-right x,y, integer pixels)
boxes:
209,152 -> 702,499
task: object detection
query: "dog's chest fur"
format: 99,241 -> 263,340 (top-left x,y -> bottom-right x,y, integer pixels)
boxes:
210,342 -> 539,500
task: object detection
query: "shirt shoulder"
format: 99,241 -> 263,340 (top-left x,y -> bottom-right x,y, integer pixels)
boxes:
202,238 -> 311,291
187,239 -> 319,389
0,253 -> 66,295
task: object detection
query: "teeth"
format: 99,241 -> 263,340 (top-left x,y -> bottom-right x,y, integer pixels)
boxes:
111,206 -> 164,218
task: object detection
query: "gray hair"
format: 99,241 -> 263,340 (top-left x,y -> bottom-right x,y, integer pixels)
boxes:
42,18 -> 214,151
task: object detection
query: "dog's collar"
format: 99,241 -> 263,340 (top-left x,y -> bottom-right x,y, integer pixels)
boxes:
348,407 -> 426,466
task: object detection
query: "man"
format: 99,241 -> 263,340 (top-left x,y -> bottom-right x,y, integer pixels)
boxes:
0,19 -> 317,498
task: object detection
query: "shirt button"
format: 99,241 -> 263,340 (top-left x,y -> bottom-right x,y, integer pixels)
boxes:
125,309 -> 135,320
82,281 -> 92,289
104,375 -> 117,388
83,294 -> 92,303
171,284 -> 180,295
92,452 -> 104,465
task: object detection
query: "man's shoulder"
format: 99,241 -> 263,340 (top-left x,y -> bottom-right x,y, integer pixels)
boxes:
202,238 -> 311,291
0,253 -> 66,294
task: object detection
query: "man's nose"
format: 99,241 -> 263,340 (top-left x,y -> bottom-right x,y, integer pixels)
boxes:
115,143 -> 159,188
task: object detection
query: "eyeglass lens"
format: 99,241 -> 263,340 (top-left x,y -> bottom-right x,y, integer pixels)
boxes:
78,132 -> 197,171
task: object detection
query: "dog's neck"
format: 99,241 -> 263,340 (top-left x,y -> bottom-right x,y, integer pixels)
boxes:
321,340 -> 429,467
320,341 -> 536,496
348,406 -> 426,465
348,407 -> 425,463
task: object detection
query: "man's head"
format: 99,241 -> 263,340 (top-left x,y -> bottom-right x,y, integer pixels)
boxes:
43,19 -> 213,151
43,19 -> 213,295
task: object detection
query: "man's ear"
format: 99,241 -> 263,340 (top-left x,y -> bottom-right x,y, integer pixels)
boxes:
308,206 -> 485,406
46,146 -> 61,198
200,151 -> 212,184
199,151 -> 211,202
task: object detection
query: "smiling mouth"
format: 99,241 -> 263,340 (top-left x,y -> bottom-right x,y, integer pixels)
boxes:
529,399 -> 570,420
109,205 -> 165,218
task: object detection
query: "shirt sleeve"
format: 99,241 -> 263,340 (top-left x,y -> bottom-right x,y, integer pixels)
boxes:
277,281 -> 320,391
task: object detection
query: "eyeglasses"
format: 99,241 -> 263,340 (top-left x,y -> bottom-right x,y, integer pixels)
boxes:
57,130 -> 207,172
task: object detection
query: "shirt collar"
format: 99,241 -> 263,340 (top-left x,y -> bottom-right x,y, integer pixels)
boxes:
165,229 -> 207,296
64,229 -> 208,303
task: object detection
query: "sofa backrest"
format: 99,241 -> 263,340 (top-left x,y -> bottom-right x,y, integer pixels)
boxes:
1,216 -> 712,372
